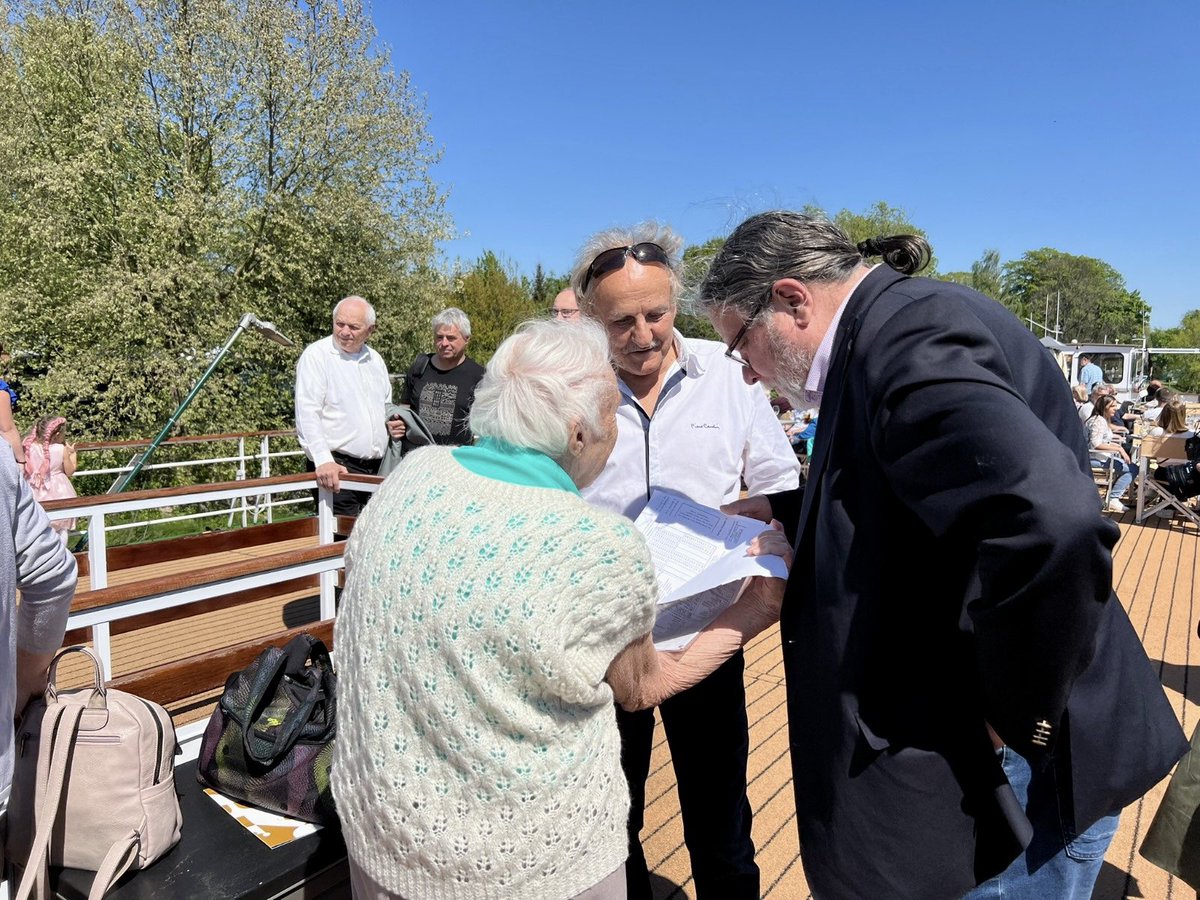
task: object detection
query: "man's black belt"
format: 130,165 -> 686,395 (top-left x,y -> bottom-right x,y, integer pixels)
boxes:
331,450 -> 380,467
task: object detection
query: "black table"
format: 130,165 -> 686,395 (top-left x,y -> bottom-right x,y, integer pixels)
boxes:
53,760 -> 349,900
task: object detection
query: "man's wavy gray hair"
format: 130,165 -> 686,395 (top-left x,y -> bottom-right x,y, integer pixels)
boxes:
468,318 -> 613,460
432,307 -> 472,338
569,222 -> 685,312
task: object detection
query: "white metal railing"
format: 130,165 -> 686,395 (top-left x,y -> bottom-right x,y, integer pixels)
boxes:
41,473 -> 380,761
69,430 -> 310,537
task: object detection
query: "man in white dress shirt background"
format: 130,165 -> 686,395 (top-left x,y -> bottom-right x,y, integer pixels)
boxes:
294,296 -> 401,515
570,223 -> 799,900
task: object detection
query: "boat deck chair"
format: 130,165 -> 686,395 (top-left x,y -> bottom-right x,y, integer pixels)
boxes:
1090,458 -> 1115,503
1135,435 -> 1200,526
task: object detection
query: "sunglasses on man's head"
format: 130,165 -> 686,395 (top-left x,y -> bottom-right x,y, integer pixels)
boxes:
581,242 -> 671,294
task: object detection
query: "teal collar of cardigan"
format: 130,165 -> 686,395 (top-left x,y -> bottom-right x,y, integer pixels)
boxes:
452,437 -> 579,495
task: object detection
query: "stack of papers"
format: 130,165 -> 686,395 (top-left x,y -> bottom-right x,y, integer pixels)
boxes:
633,491 -> 789,650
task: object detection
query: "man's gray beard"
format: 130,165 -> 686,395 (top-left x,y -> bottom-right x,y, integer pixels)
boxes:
766,322 -> 814,406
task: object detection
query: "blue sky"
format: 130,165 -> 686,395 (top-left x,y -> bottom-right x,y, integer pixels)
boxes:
376,1 -> 1199,331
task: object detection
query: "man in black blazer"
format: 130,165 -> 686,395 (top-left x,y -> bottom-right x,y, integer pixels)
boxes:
700,211 -> 1187,899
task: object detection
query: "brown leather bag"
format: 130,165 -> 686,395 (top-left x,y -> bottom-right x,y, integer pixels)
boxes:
6,647 -> 183,900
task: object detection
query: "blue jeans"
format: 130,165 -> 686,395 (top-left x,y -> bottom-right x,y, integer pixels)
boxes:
964,747 -> 1118,899
1102,457 -> 1137,504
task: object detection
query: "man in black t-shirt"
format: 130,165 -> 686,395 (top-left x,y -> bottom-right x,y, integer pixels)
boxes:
397,307 -> 485,447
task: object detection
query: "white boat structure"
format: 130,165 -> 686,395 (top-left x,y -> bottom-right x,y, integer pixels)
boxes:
1041,336 -> 1200,403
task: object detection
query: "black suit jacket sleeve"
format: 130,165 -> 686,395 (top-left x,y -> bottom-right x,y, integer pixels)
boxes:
767,487 -> 804,545
862,300 -> 1120,760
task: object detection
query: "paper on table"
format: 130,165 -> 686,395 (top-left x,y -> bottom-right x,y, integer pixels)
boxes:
633,491 -> 788,650
204,788 -> 321,848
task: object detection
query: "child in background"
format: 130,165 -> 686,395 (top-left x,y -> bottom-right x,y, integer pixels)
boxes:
23,415 -> 77,543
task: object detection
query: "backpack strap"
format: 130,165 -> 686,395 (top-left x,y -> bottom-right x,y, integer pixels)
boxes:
13,701 -> 144,900
85,831 -> 141,900
403,353 -> 433,403
14,703 -> 83,900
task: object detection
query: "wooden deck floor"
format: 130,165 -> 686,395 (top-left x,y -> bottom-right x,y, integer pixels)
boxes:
642,508 -> 1200,899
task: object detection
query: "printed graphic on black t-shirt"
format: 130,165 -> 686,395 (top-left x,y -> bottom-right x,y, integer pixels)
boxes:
405,357 -> 485,446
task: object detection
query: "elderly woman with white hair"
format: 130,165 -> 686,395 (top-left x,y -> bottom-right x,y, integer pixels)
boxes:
333,320 -> 785,899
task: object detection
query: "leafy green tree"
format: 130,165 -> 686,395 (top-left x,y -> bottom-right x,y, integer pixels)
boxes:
529,264 -> 548,309
0,0 -> 449,440
969,250 -> 1005,302
525,265 -> 569,312
676,237 -> 727,341
545,274 -> 571,305
938,249 -> 1005,302
1002,249 -> 1148,345
452,251 -> 538,363
1151,311 -> 1200,393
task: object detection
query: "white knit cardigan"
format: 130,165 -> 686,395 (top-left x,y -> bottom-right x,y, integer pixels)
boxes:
332,447 -> 658,899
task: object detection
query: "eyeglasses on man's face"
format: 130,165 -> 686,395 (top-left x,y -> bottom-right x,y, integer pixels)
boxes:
550,307 -> 580,319
580,242 -> 671,294
723,295 -> 774,368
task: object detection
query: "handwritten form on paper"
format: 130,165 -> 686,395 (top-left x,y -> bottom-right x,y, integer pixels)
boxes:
633,491 -> 789,650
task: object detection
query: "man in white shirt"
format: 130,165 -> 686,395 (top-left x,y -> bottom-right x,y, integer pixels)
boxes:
295,296 -> 400,515
570,223 -> 799,900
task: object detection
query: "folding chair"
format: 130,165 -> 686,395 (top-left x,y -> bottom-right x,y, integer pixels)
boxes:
1090,458 -> 1115,503
1134,436 -> 1200,526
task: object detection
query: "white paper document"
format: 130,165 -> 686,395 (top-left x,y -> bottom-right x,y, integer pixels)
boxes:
633,491 -> 789,651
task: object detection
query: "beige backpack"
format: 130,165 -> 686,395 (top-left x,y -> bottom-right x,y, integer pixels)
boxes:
7,646 -> 183,900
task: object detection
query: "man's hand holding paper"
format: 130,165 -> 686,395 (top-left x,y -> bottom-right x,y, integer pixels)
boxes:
747,519 -> 793,568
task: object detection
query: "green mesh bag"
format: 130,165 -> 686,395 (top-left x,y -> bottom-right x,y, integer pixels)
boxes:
196,633 -> 337,824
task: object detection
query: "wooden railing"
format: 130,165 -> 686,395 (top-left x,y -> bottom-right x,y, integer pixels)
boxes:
70,429 -> 310,534
110,620 -> 336,711
39,472 -> 382,760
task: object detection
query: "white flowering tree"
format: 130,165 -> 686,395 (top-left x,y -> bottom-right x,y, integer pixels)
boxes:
0,0 -> 450,439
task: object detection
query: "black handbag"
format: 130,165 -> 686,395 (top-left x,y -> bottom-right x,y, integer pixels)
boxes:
1154,436 -> 1200,500
195,633 -> 337,824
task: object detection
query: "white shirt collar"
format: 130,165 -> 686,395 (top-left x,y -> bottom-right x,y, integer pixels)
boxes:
326,339 -> 372,362
672,329 -> 707,377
